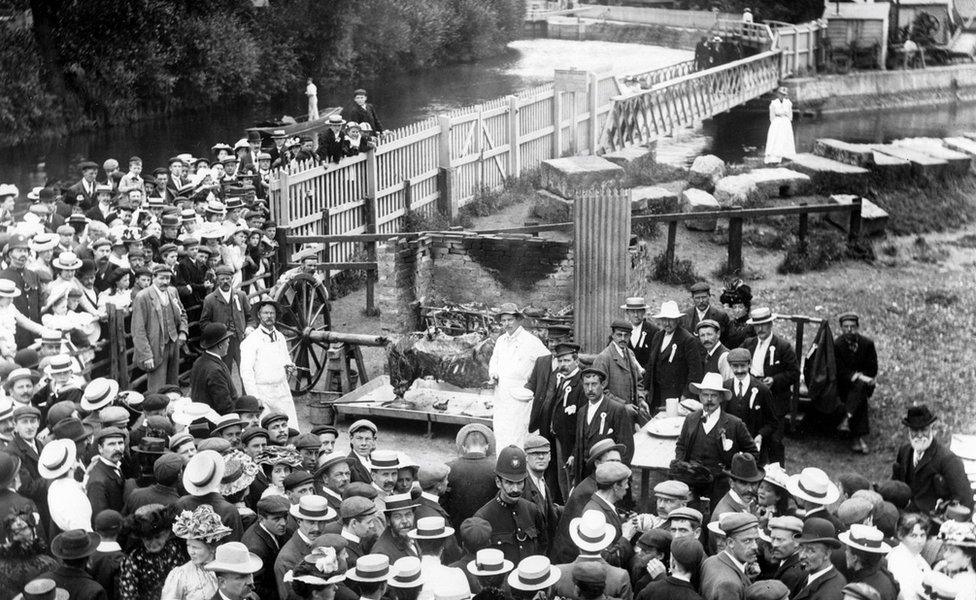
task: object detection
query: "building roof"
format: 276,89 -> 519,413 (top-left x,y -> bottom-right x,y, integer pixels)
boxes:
823,2 -> 891,21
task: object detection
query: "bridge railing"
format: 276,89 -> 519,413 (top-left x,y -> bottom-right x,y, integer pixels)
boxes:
619,60 -> 697,91
598,49 -> 782,152
711,19 -> 776,48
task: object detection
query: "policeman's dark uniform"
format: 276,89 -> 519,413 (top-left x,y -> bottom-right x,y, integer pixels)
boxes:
473,445 -> 549,565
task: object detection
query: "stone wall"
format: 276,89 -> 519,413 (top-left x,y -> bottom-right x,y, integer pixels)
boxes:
378,232 -> 574,334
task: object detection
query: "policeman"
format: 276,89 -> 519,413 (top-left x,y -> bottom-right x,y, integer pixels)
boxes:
473,445 -> 549,564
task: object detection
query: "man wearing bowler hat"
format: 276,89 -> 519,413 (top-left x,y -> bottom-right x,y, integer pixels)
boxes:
240,298 -> 297,428
190,323 -> 240,415
572,367 -> 634,486
642,301 -> 704,412
711,452 -> 764,521
622,296 -> 659,367
200,264 -> 253,386
892,405 -> 973,512
43,529 -> 107,600
474,446 -> 547,564
131,263 -> 188,390
793,518 -> 847,600
592,320 -> 647,418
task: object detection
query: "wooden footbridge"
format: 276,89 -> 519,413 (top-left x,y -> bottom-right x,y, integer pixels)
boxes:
599,49 -> 783,152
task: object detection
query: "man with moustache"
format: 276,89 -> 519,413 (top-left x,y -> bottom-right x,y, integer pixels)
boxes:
240,299 -> 297,428
681,282 -> 732,344
199,265 -> 253,383
0,235 -> 45,347
130,264 -> 189,390
274,496 -> 336,600
207,541 -> 264,600
643,301 -> 704,412
369,451 -> 400,505
711,453 -> 763,520
592,320 -> 647,418
697,320 -> 731,381
622,297 -> 659,367
474,446 -> 548,564
571,368 -> 634,486
315,452 -> 351,512
538,342 -> 584,500
372,492 -> 421,562
700,513 -> 760,600
86,427 -> 127,516
792,518 -> 847,600
724,348 -> 778,465
766,516 -> 805,597
175,235 -> 212,313
892,405 -> 973,512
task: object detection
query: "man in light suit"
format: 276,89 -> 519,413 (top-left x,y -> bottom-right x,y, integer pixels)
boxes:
681,282 -> 732,345
572,368 -> 634,486
700,513 -> 759,600
741,307 -> 798,465
622,297 -> 659,367
643,301 -> 704,412
593,320 -> 647,423
130,264 -> 188,390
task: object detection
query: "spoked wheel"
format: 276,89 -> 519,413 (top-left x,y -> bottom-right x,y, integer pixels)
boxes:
273,273 -> 332,395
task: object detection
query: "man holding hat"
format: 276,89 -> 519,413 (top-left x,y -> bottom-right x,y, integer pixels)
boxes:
794,518 -> 847,600
895,403 -> 974,513
190,323 -> 239,415
85,426 -> 127,516
130,262 -> 188,390
200,263 -> 253,385
488,303 -> 550,450
242,495 -> 289,600
593,319 -> 647,416
643,301 -> 704,412
554,509 -> 632,600
240,298 -> 297,428
681,282 -> 732,343
572,367 -> 634,486
474,446 -> 547,564
741,307 -> 798,465
724,348 -> 777,464
207,541 -> 263,600
584,462 -> 636,568
700,512 -> 760,600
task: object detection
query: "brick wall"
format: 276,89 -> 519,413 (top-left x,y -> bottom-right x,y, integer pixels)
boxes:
378,232 -> 574,334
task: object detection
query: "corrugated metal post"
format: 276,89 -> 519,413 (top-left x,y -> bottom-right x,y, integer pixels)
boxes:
574,188 -> 631,353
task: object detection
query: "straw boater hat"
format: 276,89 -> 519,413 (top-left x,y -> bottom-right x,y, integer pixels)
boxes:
370,450 -> 401,471
12,579 -> 68,600
507,556 -> 561,591
0,279 -> 22,298
652,301 -> 683,320
569,509 -> 617,553
620,297 -> 649,311
80,378 -> 120,412
346,554 -> 393,583
408,516 -> 455,540
786,467 -> 840,506
38,439 -> 76,479
388,556 -> 425,588
183,450 -> 226,496
688,372 -> 732,400
205,542 -> 263,574
917,571 -> 960,600
746,307 -> 776,325
839,524 -> 892,554
290,495 -> 337,522
467,548 -> 514,577
384,492 -> 420,513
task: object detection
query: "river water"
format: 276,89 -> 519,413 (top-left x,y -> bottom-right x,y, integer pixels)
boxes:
5,37 -> 976,188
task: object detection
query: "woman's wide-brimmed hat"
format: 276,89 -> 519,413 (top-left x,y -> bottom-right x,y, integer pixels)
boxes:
762,462 -> 791,491
219,450 -> 259,497
787,467 -> 840,506
172,505 -> 233,544
938,520 -> 976,548
38,439 -> 76,480
569,509 -> 616,553
507,556 -> 561,591
688,372 -> 732,399
287,548 -> 346,586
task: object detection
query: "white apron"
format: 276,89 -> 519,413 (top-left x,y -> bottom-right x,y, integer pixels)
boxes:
240,327 -> 299,429
488,327 -> 549,450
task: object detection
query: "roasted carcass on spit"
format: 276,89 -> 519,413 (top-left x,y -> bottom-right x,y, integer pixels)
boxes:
387,329 -> 495,400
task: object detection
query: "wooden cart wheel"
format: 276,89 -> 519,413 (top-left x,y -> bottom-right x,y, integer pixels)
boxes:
273,273 -> 332,395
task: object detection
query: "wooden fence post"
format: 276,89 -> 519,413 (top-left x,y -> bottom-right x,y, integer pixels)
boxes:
790,319 -> 805,433
797,201 -> 809,255
277,170 -> 291,230
403,178 -> 413,218
727,208 -> 743,275
587,72 -> 599,155
320,207 -> 331,271
275,227 -> 290,274
664,220 -> 678,271
362,195 -> 378,314
553,91 -> 564,158
475,104 -> 485,193
437,115 -> 458,220
847,197 -> 862,251
507,95 -> 521,180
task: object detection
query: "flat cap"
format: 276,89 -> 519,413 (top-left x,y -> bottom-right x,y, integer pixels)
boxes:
142,393 -> 170,412
594,462 -> 631,485
311,425 -> 339,437
311,533 -> 347,552
851,489 -> 884,510
340,496 -> 377,520
348,419 -> 377,435
727,347 -> 752,364
93,509 -> 123,532
241,427 -> 269,445
418,463 -> 450,490
696,318 -> 721,332
523,434 -> 550,453
637,528 -> 672,552
99,406 -> 130,427
459,517 -> 493,549
670,536 -> 705,566
93,426 -> 126,444
153,453 -> 185,486
689,281 -> 711,294
260,412 -> 288,429
838,312 -> 860,325
256,495 -> 291,516
876,480 -> 912,510
197,438 -> 232,454
580,366 -> 607,382
283,470 -> 314,492
837,497 -> 875,527
745,580 -> 790,600
653,480 -> 690,499
609,319 -> 633,332
767,515 -> 803,535
720,513 -> 759,536
293,433 -> 320,450
13,405 -> 41,420
572,561 -> 606,584
214,265 -> 235,276
343,481 -> 378,500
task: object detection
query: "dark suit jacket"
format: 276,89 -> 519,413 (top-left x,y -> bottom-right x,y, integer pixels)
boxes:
834,333 -> 878,397
850,564 -> 899,600
583,494 -> 633,569
710,491 -> 749,520
43,564 -> 107,600
175,256 -> 210,309
681,305 -> 732,342
593,343 -> 643,405
371,529 -> 417,564
275,531 -> 311,600
84,205 -> 116,224
66,179 -> 96,210
346,451 -> 372,484
674,409 -> 758,477
189,352 -> 238,415
86,459 -> 125,517
243,521 -> 284,600
527,354 -> 557,436
637,575 -> 703,600
775,551 -> 805,597
793,566 -> 847,600
548,369 -> 585,454
552,476 -> 597,563
5,435 -> 47,519
741,334 -> 798,416
123,483 -> 179,515
88,547 -> 123,600
724,376 -> 778,441
629,320 -> 661,368
573,394 -> 634,483
199,288 -> 252,338
525,473 -> 560,543
554,556 -> 633,600
443,452 -> 497,529
643,327 -> 704,407
892,439 -> 974,512
346,103 -> 385,132
700,551 -> 750,600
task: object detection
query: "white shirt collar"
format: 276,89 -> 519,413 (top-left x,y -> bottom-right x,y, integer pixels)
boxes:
98,456 -> 120,470
324,487 -> 342,501
728,489 -> 748,508
661,331 -> 674,351
297,529 -> 313,545
807,565 -> 833,585
421,491 -> 440,503
342,529 -> 361,543
612,342 -> 624,358
723,550 -> 748,573
219,288 -> 232,302
701,408 -> 722,434
96,540 -> 121,552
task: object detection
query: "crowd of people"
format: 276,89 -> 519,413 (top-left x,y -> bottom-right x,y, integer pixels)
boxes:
0,91 -> 973,600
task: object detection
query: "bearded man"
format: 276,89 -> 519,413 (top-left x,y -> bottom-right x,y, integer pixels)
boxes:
892,405 -> 972,512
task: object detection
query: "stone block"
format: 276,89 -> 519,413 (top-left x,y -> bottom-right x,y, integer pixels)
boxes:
713,175 -> 758,208
532,189 -> 573,223
788,153 -> 870,190
872,144 -> 947,179
943,136 -> 976,158
630,185 -> 679,213
602,144 -> 657,180
869,151 -> 912,179
680,188 -> 719,231
827,194 -> 889,237
891,137 -> 971,175
540,156 -> 625,198
813,139 -> 876,167
688,154 -> 727,192
744,167 -> 812,197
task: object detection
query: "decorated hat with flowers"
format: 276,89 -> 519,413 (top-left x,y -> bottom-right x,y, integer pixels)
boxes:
285,547 -> 346,586
219,450 -> 260,497
172,505 -> 233,544
256,446 -> 303,469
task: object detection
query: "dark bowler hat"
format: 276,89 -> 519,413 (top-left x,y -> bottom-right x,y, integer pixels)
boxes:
723,452 -> 765,483
494,445 -> 528,482
580,366 -> 607,382
12,579 -> 68,600
553,342 -> 580,357
52,417 -> 87,443
199,323 -> 232,350
795,517 -> 841,548
235,395 -> 262,414
51,529 -> 100,560
903,405 -> 937,429
246,130 -> 262,143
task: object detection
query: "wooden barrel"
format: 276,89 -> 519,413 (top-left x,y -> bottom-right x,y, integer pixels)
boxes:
307,392 -> 343,427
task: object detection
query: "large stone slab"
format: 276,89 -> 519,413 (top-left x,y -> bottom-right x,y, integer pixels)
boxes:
532,189 -> 572,223
688,154 -> 727,192
744,167 -> 812,197
540,156 -> 625,198
827,194 -> 889,237
943,136 -> 976,158
872,144 -> 948,178
813,139 -> 876,167
870,151 -> 912,179
602,145 -> 657,180
891,137 -> 971,174
713,175 -> 758,208
630,185 -> 679,213
680,188 -> 719,231
789,153 -> 870,190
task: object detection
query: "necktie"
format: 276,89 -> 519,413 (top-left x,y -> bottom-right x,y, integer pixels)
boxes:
736,381 -> 743,399
914,450 -> 924,468
265,328 -> 276,342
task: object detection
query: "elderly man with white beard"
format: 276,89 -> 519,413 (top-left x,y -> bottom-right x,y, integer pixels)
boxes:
487,303 -> 549,450
891,405 -> 973,513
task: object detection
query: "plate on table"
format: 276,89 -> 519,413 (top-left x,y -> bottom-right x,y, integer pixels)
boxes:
646,416 -> 685,438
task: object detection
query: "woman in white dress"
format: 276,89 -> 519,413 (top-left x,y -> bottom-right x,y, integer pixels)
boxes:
764,87 -> 796,164
887,513 -> 931,600
161,505 -> 232,600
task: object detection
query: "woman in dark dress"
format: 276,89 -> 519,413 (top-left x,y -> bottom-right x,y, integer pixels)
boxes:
118,504 -> 188,600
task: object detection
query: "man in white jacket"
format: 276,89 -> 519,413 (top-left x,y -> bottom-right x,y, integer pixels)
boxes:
240,299 -> 298,428
488,303 -> 549,450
